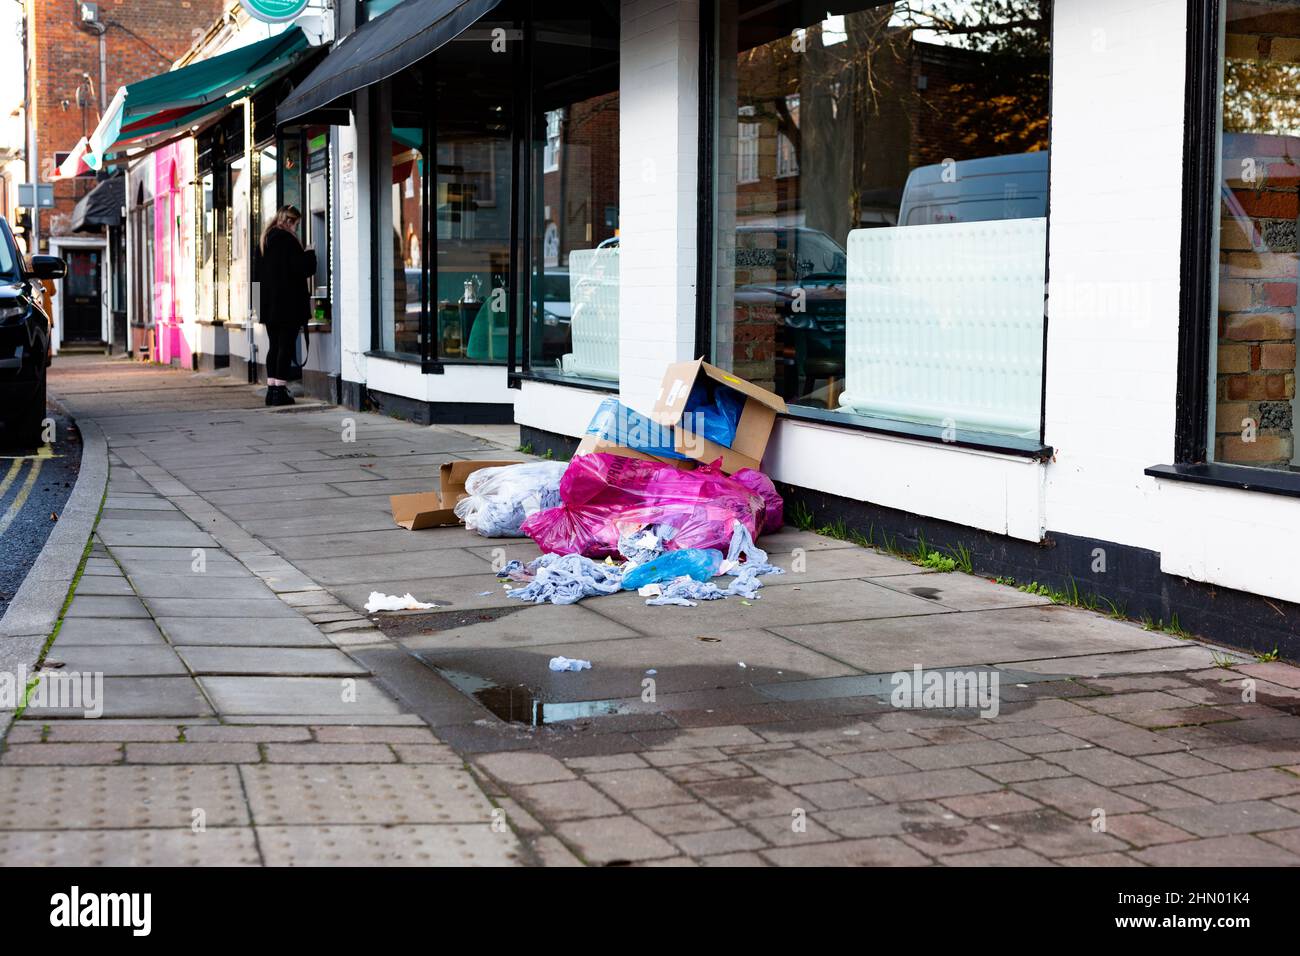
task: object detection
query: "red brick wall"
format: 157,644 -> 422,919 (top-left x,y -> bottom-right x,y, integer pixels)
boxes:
1216,19 -> 1300,469
27,0 -> 224,245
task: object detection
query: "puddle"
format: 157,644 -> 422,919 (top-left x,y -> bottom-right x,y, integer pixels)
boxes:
433,666 -> 632,726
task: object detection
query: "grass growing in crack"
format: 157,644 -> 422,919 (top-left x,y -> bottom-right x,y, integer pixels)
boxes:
1255,647 -> 1280,663
1210,651 -> 1237,668
789,501 -> 815,531
516,442 -> 535,455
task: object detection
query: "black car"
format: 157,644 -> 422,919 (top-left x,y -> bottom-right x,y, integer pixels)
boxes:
0,217 -> 65,448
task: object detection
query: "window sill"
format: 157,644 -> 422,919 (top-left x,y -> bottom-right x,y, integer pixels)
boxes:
1145,462 -> 1300,499
511,371 -> 618,394
780,405 -> 1052,460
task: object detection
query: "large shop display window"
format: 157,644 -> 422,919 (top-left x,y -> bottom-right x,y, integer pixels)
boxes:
708,0 -> 1051,443
1206,1 -> 1300,472
527,7 -> 621,385
372,1 -> 619,380
374,18 -> 515,364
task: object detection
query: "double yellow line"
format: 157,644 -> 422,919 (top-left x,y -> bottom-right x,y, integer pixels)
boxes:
0,456 -> 45,540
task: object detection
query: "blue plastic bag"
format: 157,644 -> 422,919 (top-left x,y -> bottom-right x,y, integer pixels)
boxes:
682,380 -> 745,448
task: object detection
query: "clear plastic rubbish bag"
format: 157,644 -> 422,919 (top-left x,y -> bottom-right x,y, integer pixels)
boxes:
454,461 -> 567,537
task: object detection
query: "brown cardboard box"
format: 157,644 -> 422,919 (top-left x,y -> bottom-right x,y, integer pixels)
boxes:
650,359 -> 788,473
574,433 -> 695,469
389,460 -> 523,530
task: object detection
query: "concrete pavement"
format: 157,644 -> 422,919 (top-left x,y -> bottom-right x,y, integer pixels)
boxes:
2,354 -> 1298,866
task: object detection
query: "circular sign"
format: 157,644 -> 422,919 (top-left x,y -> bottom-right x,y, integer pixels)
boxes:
240,0 -> 310,23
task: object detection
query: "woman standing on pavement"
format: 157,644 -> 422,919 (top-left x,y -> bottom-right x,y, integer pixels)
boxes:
258,205 -> 316,407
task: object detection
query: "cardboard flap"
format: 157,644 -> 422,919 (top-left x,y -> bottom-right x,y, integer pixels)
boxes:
699,361 -> 788,413
390,459 -> 525,531
651,358 -> 788,428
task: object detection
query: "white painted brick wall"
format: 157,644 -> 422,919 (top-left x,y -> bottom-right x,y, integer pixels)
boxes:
618,0 -> 700,412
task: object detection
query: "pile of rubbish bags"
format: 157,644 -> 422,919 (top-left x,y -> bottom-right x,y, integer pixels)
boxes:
430,361 -> 790,614
453,452 -> 786,609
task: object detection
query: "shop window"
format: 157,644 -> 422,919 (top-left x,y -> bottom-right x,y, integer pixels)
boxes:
526,5 -> 621,386
198,172 -> 215,321
1206,0 -> 1300,472
707,0 -> 1051,444
375,108 -> 425,356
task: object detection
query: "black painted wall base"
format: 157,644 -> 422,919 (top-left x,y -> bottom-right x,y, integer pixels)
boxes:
519,425 -> 579,460
365,388 -> 515,426
519,425 -> 1297,662
193,352 -> 230,373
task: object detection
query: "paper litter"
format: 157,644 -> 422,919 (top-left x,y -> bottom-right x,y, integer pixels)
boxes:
364,592 -> 440,613
549,656 -> 592,672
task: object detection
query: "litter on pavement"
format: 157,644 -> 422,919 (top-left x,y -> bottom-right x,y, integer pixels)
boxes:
364,592 -> 440,612
404,363 -> 792,628
549,656 -> 592,672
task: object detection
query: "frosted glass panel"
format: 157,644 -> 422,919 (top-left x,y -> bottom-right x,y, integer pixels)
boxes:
839,217 -> 1047,438
560,246 -> 619,381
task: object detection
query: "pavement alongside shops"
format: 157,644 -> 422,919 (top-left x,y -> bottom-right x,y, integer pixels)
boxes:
2,354 -> 1299,866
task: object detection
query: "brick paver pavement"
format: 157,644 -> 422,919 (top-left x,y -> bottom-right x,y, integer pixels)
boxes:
1,355 -> 1297,867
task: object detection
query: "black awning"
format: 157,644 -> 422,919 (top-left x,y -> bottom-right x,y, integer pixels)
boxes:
277,0 -> 502,125
71,173 -> 126,233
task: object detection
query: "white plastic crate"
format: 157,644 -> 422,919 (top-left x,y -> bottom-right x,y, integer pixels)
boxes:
561,246 -> 620,382
838,217 -> 1047,438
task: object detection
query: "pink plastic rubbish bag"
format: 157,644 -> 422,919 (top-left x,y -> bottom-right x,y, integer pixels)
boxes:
522,453 -> 783,558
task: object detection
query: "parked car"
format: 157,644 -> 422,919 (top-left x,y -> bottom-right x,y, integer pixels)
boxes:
0,217 -> 64,448
732,225 -> 849,405
897,151 -> 1049,226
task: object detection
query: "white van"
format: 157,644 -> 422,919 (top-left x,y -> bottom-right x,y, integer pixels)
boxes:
897,151 -> 1049,226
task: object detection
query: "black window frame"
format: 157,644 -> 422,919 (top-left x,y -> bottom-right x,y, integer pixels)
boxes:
1145,0 -> 1300,497
694,0 -> 1055,461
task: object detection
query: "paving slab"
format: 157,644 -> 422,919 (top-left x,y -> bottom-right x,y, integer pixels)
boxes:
264,527 -> 498,558
240,763 -> 495,825
255,823 -> 520,865
771,605 -> 1183,673
124,574 -> 281,600
52,618 -> 166,646
24,677 -> 212,719
867,572 -> 1053,612
198,676 -> 406,716
397,604 -> 640,653
0,765 -> 247,829
1006,645 -> 1251,678
584,578 -> 951,637
0,827 -> 262,865
293,549 -> 493,585
95,520 -> 218,548
177,646 -> 368,677
44,645 -> 188,677
156,617 -> 333,647
63,595 -> 151,619
70,576 -> 137,596
140,597 -> 302,619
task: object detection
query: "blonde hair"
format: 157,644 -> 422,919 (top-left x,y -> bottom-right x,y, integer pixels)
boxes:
260,205 -> 302,253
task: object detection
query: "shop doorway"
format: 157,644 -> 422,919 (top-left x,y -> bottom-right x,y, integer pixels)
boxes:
62,247 -> 104,344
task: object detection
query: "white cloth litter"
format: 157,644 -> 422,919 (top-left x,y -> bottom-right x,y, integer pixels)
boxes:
549,656 -> 592,672
364,591 -> 439,612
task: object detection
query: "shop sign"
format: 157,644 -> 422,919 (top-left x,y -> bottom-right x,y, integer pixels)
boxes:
240,0 -> 310,23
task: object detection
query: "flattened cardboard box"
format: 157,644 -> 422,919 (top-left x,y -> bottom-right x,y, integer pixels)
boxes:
651,358 -> 788,473
390,460 -> 523,530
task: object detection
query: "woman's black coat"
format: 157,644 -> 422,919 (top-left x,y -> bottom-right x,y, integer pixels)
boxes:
258,227 -> 316,328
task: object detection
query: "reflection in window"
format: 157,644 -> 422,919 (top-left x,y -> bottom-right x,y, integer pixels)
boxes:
529,8 -> 620,384
712,0 -> 1051,439
198,172 -> 214,320
1210,1 -> 1300,471
384,122 -> 423,355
